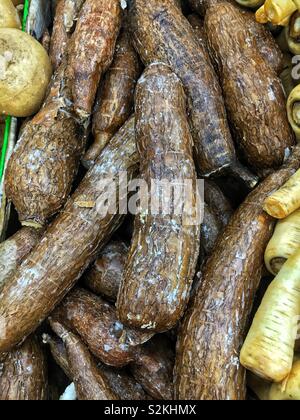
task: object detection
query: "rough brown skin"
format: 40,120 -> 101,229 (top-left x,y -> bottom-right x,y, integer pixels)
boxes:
84,241 -> 128,302
204,180 -> 233,227
46,334 -> 72,379
83,30 -> 142,168
5,64 -> 85,227
50,0 -> 85,70
67,0 -> 121,120
175,145 -> 300,400
200,204 -> 222,259
188,0 -> 283,73
50,288 -> 153,368
0,227 -> 43,290
0,117 -> 139,354
130,335 -> 175,400
117,63 -> 200,333
47,332 -> 149,400
128,0 -> 256,185
204,1 -> 294,172
0,335 -> 48,400
50,319 -> 118,400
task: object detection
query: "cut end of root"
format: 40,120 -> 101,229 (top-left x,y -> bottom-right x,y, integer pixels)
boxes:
263,198 -> 287,219
270,257 -> 287,275
292,102 -> 300,127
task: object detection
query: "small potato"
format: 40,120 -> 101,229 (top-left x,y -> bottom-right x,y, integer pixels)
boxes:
0,0 -> 21,29
0,28 -> 52,117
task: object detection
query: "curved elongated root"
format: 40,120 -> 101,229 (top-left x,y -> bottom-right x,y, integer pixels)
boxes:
265,209 -> 300,275
240,248 -> 300,382
264,165 -> 300,218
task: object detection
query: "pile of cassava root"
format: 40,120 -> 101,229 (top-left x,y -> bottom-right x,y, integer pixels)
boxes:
0,0 -> 300,401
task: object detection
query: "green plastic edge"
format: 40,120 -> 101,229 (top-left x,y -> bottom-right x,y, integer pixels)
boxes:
0,0 -> 30,182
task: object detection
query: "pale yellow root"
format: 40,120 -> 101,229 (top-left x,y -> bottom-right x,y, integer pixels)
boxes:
248,356 -> 300,400
265,209 -> 300,275
264,166 -> 300,218
269,356 -> 300,400
0,0 -> 21,29
240,248 -> 300,382
256,0 -> 298,26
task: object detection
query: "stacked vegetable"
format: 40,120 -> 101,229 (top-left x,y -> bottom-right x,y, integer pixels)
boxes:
0,0 -> 300,401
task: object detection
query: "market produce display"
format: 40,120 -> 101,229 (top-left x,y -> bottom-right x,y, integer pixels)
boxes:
1,0 -> 300,401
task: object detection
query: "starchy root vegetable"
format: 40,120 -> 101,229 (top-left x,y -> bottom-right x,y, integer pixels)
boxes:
5,64 -> 84,227
50,0 -> 85,70
50,318 -> 118,400
205,1 -> 294,172
117,63 -> 200,332
269,356 -> 300,400
200,204 -> 222,260
204,180 -> 233,227
242,8 -> 284,74
83,30 -> 141,168
187,13 -> 207,51
240,247 -> 300,382
174,145 -> 300,400
0,0 -> 21,28
45,334 -> 72,379
0,227 -> 43,289
0,335 -> 48,400
265,209 -> 300,275
67,0 -> 121,120
288,85 -> 300,141
264,166 -> 300,218
41,28 -> 51,53
0,117 -> 139,354
84,241 -> 128,302
99,362 -> 149,400
256,0 -> 298,26
129,0 -> 257,186
0,28 -> 52,117
46,331 -> 149,400
50,288 -> 153,367
130,335 -> 175,400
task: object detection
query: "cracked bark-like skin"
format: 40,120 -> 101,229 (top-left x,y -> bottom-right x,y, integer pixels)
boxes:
204,180 -> 233,227
130,335 -> 174,400
50,319 -> 118,400
47,331 -> 149,400
67,0 -> 121,120
175,145 -> 300,400
204,1 -> 294,171
0,227 -> 43,290
50,0 -> 85,70
50,288 -> 152,368
0,117 -> 139,354
83,30 -> 142,168
128,0 -> 237,177
5,64 -> 84,226
117,63 -> 200,333
0,335 -> 48,400
188,0 -> 283,73
84,241 -> 128,302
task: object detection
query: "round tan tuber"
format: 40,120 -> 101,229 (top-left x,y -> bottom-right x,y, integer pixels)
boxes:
0,28 -> 52,117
